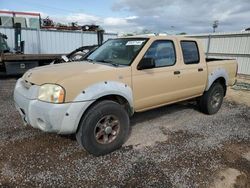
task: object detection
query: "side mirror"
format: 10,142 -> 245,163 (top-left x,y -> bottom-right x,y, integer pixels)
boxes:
137,57 -> 155,70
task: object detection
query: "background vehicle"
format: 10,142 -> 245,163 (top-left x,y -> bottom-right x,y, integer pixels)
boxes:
14,36 -> 237,156
0,26 -> 61,76
51,45 -> 98,64
0,25 -> 104,75
0,10 -> 107,75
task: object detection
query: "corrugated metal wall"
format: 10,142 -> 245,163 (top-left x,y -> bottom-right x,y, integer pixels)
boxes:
0,27 -> 117,54
2,27 -> 249,75
189,32 -> 250,75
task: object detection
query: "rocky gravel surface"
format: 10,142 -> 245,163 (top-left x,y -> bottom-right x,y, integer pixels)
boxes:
0,78 -> 250,187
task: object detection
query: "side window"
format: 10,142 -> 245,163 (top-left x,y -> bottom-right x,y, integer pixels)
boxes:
144,40 -> 176,68
181,41 -> 200,64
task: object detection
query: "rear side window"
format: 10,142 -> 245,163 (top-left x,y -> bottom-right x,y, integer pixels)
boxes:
181,41 -> 200,64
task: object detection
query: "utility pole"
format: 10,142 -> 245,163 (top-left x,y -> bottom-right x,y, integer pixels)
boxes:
170,26 -> 175,34
213,20 -> 219,33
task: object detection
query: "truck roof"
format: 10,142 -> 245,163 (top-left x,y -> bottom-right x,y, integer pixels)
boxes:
119,34 -> 194,41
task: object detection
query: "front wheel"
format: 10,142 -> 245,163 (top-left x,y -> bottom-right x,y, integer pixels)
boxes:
76,100 -> 130,156
199,82 -> 225,115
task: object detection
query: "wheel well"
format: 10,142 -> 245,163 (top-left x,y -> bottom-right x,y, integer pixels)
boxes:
76,94 -> 133,133
214,77 -> 227,96
95,95 -> 133,116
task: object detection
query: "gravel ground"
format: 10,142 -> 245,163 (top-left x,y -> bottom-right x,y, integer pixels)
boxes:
0,78 -> 250,188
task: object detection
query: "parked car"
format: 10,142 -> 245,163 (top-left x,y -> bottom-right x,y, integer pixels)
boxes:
14,35 -> 237,156
51,45 -> 98,64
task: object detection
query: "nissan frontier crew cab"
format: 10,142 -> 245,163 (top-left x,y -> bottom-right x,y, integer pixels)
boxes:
14,36 -> 237,156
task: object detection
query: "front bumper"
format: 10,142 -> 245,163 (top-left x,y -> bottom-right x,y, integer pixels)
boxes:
14,78 -> 93,134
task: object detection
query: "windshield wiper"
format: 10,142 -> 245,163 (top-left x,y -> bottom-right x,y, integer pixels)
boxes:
96,59 -> 119,67
86,58 -> 94,62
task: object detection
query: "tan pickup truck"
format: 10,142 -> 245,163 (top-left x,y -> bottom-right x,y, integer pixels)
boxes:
14,36 -> 237,156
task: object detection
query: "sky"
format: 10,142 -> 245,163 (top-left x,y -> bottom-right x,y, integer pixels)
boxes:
1,0 -> 250,34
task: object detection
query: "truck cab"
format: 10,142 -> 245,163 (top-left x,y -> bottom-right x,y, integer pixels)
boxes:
14,35 -> 237,156
130,37 -> 208,111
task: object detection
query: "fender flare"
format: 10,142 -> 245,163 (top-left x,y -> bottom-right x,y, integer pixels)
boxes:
74,81 -> 133,106
206,68 -> 229,91
68,81 -> 134,133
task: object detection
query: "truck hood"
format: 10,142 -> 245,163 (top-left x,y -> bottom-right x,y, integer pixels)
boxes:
23,62 -> 117,85
23,61 -> 132,102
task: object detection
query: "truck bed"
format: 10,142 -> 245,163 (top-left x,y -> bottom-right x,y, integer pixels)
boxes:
0,53 -> 63,76
206,58 -> 237,87
1,53 -> 62,61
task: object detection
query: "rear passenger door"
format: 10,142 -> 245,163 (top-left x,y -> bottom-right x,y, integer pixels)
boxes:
177,40 -> 207,98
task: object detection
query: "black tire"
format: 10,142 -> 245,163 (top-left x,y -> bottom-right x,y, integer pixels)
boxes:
199,82 -> 225,115
76,100 -> 130,156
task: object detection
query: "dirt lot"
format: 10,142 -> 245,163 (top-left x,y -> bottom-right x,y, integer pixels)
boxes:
0,78 -> 250,188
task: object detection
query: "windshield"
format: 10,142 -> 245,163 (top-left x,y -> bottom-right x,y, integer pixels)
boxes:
87,38 -> 147,66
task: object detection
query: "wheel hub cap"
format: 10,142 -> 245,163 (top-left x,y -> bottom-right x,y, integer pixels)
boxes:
211,92 -> 222,108
105,126 -> 112,134
94,115 -> 120,144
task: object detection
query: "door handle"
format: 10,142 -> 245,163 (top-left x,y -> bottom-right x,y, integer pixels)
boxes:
198,68 -> 203,72
174,71 -> 181,75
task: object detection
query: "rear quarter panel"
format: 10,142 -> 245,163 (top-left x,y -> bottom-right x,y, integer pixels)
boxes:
207,59 -> 237,88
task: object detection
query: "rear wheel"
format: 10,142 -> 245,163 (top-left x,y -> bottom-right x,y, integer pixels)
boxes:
76,100 -> 129,156
199,82 -> 225,115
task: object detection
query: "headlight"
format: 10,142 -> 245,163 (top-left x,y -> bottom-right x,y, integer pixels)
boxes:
38,84 -> 65,103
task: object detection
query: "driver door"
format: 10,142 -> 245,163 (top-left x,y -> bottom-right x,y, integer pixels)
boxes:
132,39 -> 182,111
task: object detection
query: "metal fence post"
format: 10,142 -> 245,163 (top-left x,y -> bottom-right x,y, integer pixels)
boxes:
81,30 -> 84,46
37,28 -> 41,54
206,34 -> 211,56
